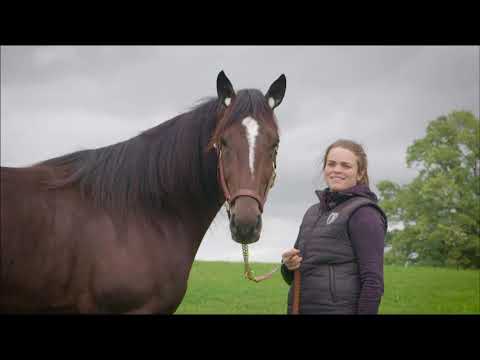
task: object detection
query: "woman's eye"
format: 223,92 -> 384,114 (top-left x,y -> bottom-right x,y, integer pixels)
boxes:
220,138 -> 227,147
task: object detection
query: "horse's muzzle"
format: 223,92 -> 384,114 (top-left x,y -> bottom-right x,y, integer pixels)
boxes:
229,213 -> 262,244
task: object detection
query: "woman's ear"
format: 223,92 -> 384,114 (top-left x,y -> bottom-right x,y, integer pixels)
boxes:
357,170 -> 365,183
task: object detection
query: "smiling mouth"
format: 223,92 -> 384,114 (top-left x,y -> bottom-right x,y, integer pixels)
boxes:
330,177 -> 345,181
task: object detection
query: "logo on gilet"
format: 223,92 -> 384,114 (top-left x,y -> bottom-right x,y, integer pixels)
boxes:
326,212 -> 339,225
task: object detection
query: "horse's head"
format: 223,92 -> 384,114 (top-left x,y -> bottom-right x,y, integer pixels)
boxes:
210,71 -> 286,245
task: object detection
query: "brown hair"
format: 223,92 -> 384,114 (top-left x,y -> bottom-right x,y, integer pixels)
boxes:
322,139 -> 369,186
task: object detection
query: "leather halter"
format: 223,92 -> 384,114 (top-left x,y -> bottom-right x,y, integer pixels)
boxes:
214,142 -> 277,217
214,141 -> 280,284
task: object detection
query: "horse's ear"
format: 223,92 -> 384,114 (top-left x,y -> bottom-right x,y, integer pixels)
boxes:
217,70 -> 235,107
265,74 -> 286,110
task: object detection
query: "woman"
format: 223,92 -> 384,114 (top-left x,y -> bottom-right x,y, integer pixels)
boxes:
281,139 -> 387,314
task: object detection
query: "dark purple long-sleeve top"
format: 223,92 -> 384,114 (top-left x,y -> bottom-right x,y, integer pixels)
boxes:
348,204 -> 386,314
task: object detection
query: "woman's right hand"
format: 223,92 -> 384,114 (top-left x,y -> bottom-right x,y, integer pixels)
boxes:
281,248 -> 302,271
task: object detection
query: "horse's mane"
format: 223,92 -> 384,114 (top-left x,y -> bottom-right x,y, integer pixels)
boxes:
41,97 -> 222,215
40,89 -> 276,217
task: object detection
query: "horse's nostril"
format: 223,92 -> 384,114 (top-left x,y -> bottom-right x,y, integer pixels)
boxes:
256,215 -> 262,228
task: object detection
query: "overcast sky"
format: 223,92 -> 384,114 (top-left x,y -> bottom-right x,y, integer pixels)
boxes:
1,46 -> 479,263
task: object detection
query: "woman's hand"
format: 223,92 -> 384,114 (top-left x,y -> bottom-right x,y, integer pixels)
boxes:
281,248 -> 302,271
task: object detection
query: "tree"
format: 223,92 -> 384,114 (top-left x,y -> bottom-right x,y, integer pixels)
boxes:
378,111 -> 480,269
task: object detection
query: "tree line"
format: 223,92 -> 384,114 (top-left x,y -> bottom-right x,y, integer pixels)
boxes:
377,111 -> 479,269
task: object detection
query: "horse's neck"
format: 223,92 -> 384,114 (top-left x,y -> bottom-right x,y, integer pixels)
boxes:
179,199 -> 224,255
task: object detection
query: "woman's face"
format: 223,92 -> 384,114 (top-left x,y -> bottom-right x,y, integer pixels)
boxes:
324,147 -> 362,191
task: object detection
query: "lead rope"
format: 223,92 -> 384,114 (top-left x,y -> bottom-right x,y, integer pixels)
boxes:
241,243 -> 281,282
292,270 -> 301,314
223,202 -> 281,283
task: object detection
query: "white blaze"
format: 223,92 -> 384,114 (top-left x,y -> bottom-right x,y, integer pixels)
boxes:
242,117 -> 259,176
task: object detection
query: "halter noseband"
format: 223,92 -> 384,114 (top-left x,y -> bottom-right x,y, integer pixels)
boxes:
214,142 -> 277,218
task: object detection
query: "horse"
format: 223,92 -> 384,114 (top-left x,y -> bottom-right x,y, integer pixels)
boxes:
0,71 -> 287,314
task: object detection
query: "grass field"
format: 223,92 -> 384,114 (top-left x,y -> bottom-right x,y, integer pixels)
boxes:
174,261 -> 480,314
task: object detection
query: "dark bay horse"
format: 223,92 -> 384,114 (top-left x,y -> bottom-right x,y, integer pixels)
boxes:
0,71 -> 286,314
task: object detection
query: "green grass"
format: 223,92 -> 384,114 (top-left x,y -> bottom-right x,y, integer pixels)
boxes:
174,261 -> 480,314
380,265 -> 479,314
